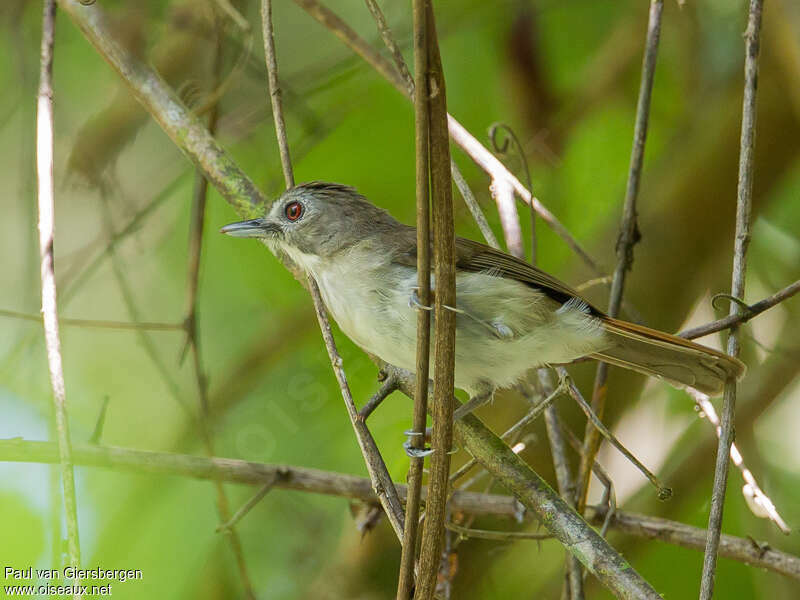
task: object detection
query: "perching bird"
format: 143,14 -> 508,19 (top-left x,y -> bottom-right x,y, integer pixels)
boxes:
221,182 -> 744,398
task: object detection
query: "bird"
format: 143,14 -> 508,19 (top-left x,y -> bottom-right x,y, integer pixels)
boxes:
220,182 -> 744,401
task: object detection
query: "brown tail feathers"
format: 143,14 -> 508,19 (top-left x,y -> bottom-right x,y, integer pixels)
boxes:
591,316 -> 745,395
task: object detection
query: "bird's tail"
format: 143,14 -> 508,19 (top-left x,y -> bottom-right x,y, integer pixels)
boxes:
591,316 -> 745,395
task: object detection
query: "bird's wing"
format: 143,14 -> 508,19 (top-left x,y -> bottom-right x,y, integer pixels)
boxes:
389,228 -> 603,315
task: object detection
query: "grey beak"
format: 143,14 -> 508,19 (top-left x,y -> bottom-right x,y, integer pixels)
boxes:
219,218 -> 279,238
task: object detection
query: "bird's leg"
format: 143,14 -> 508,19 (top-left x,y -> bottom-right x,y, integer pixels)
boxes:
408,287 -> 433,311
453,389 -> 494,421
403,429 -> 434,458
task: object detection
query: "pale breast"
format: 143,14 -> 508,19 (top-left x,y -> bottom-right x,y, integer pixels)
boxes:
292,244 -> 608,395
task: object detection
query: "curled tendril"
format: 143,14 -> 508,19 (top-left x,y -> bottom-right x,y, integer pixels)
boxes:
488,122 -> 536,261
711,293 -> 755,316
488,123 -> 533,194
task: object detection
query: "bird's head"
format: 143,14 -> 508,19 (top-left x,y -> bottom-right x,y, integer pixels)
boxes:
220,182 -> 398,262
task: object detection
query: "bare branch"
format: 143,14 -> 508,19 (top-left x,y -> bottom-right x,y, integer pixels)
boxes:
541,372 -> 584,600
0,439 -> 522,518
687,390 -> 790,534
309,278 -> 407,541
678,279 -> 800,340
446,522 -> 551,542
216,476 -> 279,533
559,368 -> 671,501
700,2 -> 764,597
585,506 -> 800,581
0,309 -> 184,331
37,0 -> 82,586
2,440 -> 798,581
415,5 -> 457,598
578,0 -> 664,512
389,367 -> 663,599
261,0 -> 294,188
397,0 -> 432,594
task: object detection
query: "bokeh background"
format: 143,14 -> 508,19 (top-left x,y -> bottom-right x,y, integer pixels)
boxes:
1,0 -> 799,598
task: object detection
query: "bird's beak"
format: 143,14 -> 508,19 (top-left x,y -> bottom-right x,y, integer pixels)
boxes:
219,218 -> 280,238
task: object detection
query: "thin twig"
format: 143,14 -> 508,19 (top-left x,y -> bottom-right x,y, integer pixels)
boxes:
358,376 -> 399,421
541,372 -> 583,600
678,279 -> 800,340
700,2 -> 763,597
261,0 -> 294,189
446,522 -> 551,542
363,0 -> 413,94
260,0 -> 405,542
36,0 -> 82,585
560,419 -> 618,539
216,475 -> 279,532
2,439 -> 798,581
490,177 -> 524,258
397,0 -> 431,595
0,439 -> 522,518
577,0 -> 664,513
308,280 -> 406,540
585,505 -> 800,581
0,309 -> 185,331
450,162 -> 500,249
687,389 -> 789,534
559,368 -> 671,501
449,384 -> 562,487
415,5 -> 457,598
488,123 -> 536,263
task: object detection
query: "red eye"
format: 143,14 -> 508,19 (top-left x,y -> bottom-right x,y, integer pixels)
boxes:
285,201 -> 303,221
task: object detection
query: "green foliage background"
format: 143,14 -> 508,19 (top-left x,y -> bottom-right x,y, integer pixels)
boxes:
1,0 -> 799,598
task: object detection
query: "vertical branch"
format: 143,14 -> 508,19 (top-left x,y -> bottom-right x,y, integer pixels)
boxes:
36,0 -> 82,585
699,1 -> 763,597
397,0 -> 430,596
415,4 -> 456,598
542,378 -> 584,600
260,0 -> 406,540
184,19 -> 257,599
577,0 -> 663,512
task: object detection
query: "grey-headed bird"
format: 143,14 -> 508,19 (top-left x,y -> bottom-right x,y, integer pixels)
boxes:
221,182 -> 744,401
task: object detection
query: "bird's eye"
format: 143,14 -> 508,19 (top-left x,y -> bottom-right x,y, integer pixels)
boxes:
285,201 -> 303,221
